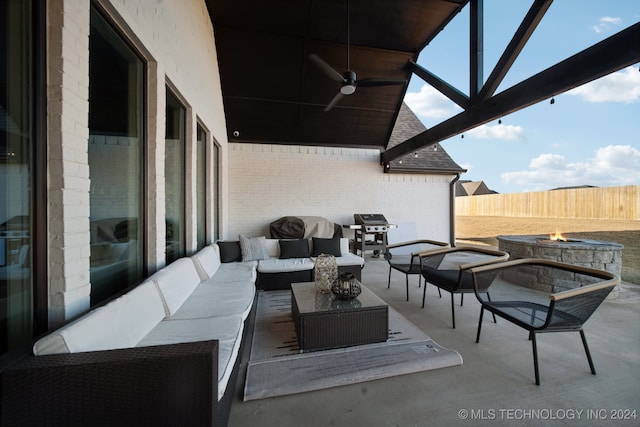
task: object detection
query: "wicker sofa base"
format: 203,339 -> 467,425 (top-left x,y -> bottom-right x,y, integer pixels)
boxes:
0,299 -> 257,427
1,341 -> 218,427
256,266 -> 362,291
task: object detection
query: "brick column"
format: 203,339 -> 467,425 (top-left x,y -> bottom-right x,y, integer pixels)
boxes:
47,0 -> 91,324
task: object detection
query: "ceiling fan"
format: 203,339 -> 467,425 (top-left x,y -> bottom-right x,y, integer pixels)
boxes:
309,0 -> 406,112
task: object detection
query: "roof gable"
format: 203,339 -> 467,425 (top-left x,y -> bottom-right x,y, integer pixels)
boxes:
385,103 -> 465,174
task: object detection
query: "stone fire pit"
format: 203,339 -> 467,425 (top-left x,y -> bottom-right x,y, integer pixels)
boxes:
497,235 -> 623,297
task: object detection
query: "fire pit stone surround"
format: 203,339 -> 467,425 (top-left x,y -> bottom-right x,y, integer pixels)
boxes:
497,235 -> 623,297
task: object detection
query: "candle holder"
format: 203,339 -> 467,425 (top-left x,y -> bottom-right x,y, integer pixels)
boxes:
331,272 -> 361,300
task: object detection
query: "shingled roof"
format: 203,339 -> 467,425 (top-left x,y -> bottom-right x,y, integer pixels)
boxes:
455,180 -> 498,196
386,103 -> 466,174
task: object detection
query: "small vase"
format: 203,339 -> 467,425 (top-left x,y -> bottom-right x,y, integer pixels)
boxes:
314,254 -> 338,294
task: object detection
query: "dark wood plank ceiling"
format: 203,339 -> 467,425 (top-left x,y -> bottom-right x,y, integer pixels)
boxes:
206,0 -> 467,149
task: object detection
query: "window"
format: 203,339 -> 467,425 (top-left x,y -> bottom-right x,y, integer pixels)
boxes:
88,5 -> 145,306
165,88 -> 186,263
212,142 -> 220,241
196,122 -> 206,249
0,0 -> 40,354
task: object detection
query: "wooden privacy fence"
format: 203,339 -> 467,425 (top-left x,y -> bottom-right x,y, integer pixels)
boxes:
455,185 -> 640,220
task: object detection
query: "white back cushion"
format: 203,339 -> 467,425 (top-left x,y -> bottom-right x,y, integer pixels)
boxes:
340,238 -> 349,255
263,239 -> 280,258
150,257 -> 202,316
192,245 -> 221,280
33,280 -> 166,355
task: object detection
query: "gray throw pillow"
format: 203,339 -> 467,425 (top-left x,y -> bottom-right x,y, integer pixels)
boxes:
239,235 -> 267,261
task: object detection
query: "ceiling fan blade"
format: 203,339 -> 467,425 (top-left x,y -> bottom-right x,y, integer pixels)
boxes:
357,78 -> 406,88
309,54 -> 345,83
324,91 -> 345,112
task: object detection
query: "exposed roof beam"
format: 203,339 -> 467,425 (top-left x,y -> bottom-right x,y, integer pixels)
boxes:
469,0 -> 483,98
381,22 -> 640,163
407,60 -> 469,108
478,0 -> 553,101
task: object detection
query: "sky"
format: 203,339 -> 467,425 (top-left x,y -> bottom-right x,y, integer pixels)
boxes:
403,0 -> 640,194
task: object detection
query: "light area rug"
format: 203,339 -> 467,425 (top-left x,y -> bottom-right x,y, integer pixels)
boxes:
243,290 -> 463,401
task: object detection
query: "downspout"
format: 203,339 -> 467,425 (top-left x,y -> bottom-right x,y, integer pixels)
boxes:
449,173 -> 461,246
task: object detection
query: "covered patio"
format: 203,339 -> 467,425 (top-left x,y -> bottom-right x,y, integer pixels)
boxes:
1,1 -> 638,425
229,256 -> 640,426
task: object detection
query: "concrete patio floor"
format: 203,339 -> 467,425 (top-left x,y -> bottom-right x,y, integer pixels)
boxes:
228,256 -> 640,427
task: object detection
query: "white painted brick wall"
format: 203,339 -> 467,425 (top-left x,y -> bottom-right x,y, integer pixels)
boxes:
44,0 -> 453,326
47,0 -> 92,323
228,144 -> 454,243
46,0 -> 227,323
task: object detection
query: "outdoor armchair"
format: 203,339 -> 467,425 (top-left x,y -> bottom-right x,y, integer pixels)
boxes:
469,258 -> 620,385
419,246 -> 509,328
384,239 -> 450,301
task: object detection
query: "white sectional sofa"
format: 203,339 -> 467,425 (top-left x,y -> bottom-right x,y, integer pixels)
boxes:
253,237 -> 364,290
0,237 -> 364,426
1,244 -> 256,426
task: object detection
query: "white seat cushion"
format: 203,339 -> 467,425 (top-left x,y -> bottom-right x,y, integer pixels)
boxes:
332,253 -> 365,267
170,281 -> 255,320
257,257 -> 314,273
212,262 -> 257,283
33,280 -> 166,355
137,315 -> 244,401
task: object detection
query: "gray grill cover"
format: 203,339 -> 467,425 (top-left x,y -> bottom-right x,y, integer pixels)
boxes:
269,216 -> 342,239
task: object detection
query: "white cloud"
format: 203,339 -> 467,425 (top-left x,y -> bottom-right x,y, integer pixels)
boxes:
404,84 -> 462,119
592,16 -> 623,33
568,66 -> 640,103
466,124 -> 525,141
529,153 -> 567,170
405,85 -> 526,141
501,145 -> 640,191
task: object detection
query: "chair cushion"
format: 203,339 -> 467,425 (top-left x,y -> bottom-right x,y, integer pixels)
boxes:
279,239 -> 310,259
311,237 -> 341,257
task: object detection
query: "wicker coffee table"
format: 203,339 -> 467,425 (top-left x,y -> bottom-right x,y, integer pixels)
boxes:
291,281 -> 389,352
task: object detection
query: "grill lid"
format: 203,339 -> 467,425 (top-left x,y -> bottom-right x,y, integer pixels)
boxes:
354,214 -> 388,225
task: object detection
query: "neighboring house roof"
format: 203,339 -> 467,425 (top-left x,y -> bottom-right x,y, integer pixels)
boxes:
386,103 -> 466,174
455,180 -> 498,196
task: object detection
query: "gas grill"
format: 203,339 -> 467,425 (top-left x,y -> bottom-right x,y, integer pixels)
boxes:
348,214 -> 396,257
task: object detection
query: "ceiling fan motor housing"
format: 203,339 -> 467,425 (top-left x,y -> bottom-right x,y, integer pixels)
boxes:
341,70 -> 357,95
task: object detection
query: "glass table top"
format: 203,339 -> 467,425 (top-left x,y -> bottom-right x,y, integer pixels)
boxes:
291,281 -> 388,314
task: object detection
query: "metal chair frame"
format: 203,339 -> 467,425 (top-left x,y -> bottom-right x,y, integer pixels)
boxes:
470,258 -> 620,385
419,246 -> 509,328
384,239 -> 450,301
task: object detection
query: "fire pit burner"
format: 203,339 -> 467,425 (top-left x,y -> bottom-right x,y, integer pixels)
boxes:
536,238 -> 584,244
